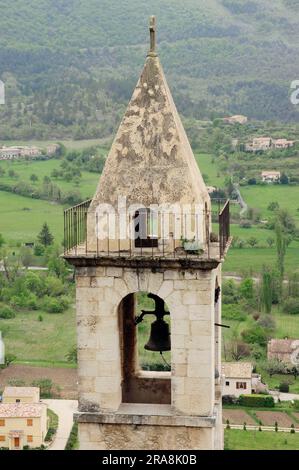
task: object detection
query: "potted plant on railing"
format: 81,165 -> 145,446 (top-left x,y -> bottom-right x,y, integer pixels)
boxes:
181,237 -> 204,255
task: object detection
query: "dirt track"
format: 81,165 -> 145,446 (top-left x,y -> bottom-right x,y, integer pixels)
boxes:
0,364 -> 78,399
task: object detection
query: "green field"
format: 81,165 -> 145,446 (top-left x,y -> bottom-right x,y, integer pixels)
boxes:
0,158 -> 100,200
1,307 -> 76,362
0,190 -> 63,244
224,429 -> 299,450
241,185 -> 299,223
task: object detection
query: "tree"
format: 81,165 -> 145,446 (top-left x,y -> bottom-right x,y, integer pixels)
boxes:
260,267 -> 273,313
30,173 -> 38,182
239,278 -> 254,300
38,223 -> 54,246
275,222 -> 286,278
263,359 -> 287,377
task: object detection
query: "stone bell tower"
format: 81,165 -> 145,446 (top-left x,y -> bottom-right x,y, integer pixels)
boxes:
64,17 -> 230,450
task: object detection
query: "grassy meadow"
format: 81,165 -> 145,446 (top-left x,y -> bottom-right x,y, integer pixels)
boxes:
224,429 -> 299,450
0,307 -> 76,364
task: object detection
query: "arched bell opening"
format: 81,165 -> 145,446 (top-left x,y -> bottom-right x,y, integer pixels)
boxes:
118,291 -> 171,405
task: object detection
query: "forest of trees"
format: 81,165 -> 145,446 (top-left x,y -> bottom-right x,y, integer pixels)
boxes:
0,0 -> 298,140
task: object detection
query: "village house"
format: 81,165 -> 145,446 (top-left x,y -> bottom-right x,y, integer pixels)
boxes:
222,362 -> 266,398
222,115 -> 248,125
261,170 -> 281,182
0,387 -> 47,450
245,137 -> 295,152
267,339 -> 299,366
245,137 -> 273,152
0,146 -> 41,160
273,138 -> 295,149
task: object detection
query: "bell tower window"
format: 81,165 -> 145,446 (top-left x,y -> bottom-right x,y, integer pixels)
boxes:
134,208 -> 158,248
118,292 -> 171,405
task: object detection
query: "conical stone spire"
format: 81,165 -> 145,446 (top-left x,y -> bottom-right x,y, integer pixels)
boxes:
90,17 -> 209,210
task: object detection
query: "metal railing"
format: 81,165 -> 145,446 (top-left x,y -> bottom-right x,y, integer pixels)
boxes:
64,199 -> 92,254
64,199 -> 230,259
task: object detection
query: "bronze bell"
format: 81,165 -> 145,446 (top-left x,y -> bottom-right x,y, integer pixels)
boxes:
144,317 -> 171,352
134,293 -> 171,353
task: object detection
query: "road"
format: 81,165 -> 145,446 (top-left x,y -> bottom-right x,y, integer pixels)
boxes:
42,399 -> 78,450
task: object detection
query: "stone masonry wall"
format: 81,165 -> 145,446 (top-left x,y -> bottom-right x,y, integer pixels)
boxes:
78,422 -> 214,450
76,265 -> 220,418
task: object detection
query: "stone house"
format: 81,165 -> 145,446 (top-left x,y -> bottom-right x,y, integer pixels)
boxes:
0,387 -> 47,450
223,115 -> 248,125
261,170 -> 281,182
222,362 -> 265,397
273,139 -> 294,149
267,339 -> 299,366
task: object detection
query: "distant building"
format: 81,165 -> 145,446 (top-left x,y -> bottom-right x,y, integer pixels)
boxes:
0,147 -> 21,160
267,339 -> 299,366
261,171 -> 281,182
245,137 -> 273,152
0,387 -> 47,450
245,137 -> 295,152
223,115 -> 248,125
222,362 -> 266,397
0,146 -> 41,160
273,139 -> 294,149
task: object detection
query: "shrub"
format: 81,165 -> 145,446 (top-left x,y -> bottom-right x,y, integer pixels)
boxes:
24,272 -> 44,295
45,409 -> 59,442
0,306 -> 16,319
65,422 -> 78,450
239,278 -> 254,300
42,296 -> 64,313
257,315 -> 276,331
283,298 -> 299,315
44,276 -> 65,296
222,304 -> 246,321
31,378 -> 54,398
241,326 -> 268,347
279,382 -> 289,393
238,394 -> 275,408
291,424 -> 295,434
222,280 -> 240,304
222,395 -> 240,405
33,243 -> 45,256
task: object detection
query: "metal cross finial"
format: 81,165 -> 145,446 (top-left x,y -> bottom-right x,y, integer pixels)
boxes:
149,16 -> 157,55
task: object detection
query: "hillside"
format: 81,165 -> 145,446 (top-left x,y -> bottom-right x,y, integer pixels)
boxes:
0,0 -> 299,140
